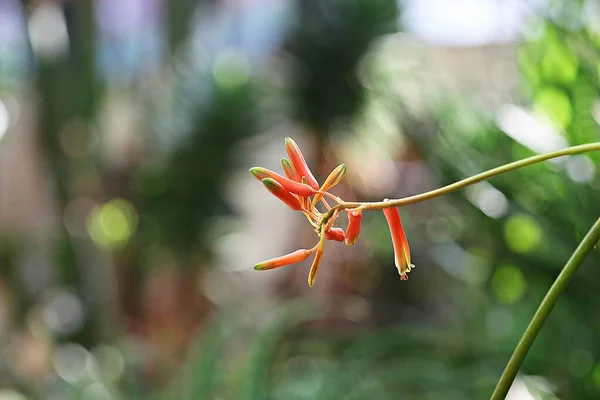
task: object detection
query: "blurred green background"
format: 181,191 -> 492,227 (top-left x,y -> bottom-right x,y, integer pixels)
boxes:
0,0 -> 599,399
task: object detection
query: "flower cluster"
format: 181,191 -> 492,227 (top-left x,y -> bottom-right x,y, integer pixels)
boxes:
251,137 -> 414,287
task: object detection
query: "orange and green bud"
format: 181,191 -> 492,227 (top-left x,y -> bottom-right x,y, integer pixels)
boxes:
382,204 -> 414,280
308,242 -> 324,287
313,163 -> 346,204
254,249 -> 312,270
251,167 -> 316,197
325,227 -> 345,242
344,210 -> 362,246
285,137 -> 319,190
281,158 -> 301,182
262,178 -> 302,210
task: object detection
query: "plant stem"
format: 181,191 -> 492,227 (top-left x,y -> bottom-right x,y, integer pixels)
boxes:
490,216 -> 600,399
324,142 -> 600,219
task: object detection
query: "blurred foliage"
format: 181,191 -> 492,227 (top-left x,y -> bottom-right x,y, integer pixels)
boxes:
285,0 -> 398,135
135,80 -> 258,260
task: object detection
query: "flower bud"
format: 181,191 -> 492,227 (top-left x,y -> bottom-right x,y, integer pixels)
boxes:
254,249 -> 312,270
313,163 -> 346,204
262,178 -> 302,210
345,210 -> 362,246
308,243 -> 324,287
285,137 -> 319,190
382,204 -> 413,280
325,227 -> 345,242
281,158 -> 301,182
251,167 -> 316,196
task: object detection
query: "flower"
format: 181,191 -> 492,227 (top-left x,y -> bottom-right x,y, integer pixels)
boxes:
345,210 -> 362,246
382,202 -> 414,280
251,138 -> 415,287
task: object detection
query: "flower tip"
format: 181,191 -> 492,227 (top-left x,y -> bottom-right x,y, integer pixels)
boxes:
249,167 -> 267,180
261,177 -> 277,187
254,263 -> 266,271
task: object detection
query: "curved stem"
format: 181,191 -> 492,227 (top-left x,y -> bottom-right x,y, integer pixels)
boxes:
490,217 -> 600,400
322,143 -> 600,223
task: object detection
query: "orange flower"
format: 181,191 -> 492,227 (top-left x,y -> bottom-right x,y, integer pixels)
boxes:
281,158 -> 301,182
285,137 -> 319,190
254,249 -> 313,270
251,138 -> 415,287
250,167 -> 316,197
383,203 -> 414,280
325,227 -> 345,242
345,210 -> 362,246
261,178 -> 303,210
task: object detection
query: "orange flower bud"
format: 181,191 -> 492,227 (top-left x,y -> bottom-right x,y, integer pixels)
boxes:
254,249 -> 312,270
285,137 -> 319,190
345,210 -> 362,246
325,227 -> 345,242
262,178 -> 302,210
382,204 -> 414,280
281,158 -> 301,182
250,167 -> 316,197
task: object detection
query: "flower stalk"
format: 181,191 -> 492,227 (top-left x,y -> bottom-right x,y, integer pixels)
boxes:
490,216 -> 600,400
251,140 -> 600,288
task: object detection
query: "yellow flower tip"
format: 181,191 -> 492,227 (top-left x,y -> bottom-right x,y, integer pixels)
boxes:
249,167 -> 266,179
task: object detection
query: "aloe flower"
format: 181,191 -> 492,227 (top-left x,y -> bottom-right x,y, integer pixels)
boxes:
254,249 -> 313,270
383,203 -> 414,280
285,137 -> 319,189
345,210 -> 362,246
251,138 -> 415,287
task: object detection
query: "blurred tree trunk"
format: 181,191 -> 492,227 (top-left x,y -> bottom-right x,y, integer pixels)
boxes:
20,0 -> 110,348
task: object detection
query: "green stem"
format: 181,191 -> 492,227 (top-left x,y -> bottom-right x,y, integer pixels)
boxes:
490,217 -> 600,400
323,142 -> 600,221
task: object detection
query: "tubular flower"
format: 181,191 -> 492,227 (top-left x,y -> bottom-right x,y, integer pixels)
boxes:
345,210 -> 362,246
254,249 -> 313,270
250,138 -> 415,287
383,203 -> 414,281
281,158 -> 301,182
250,167 -> 316,196
325,227 -> 345,242
285,137 -> 319,190
261,178 -> 302,210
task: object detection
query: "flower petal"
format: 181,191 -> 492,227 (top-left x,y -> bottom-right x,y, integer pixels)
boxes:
285,137 -> 319,190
